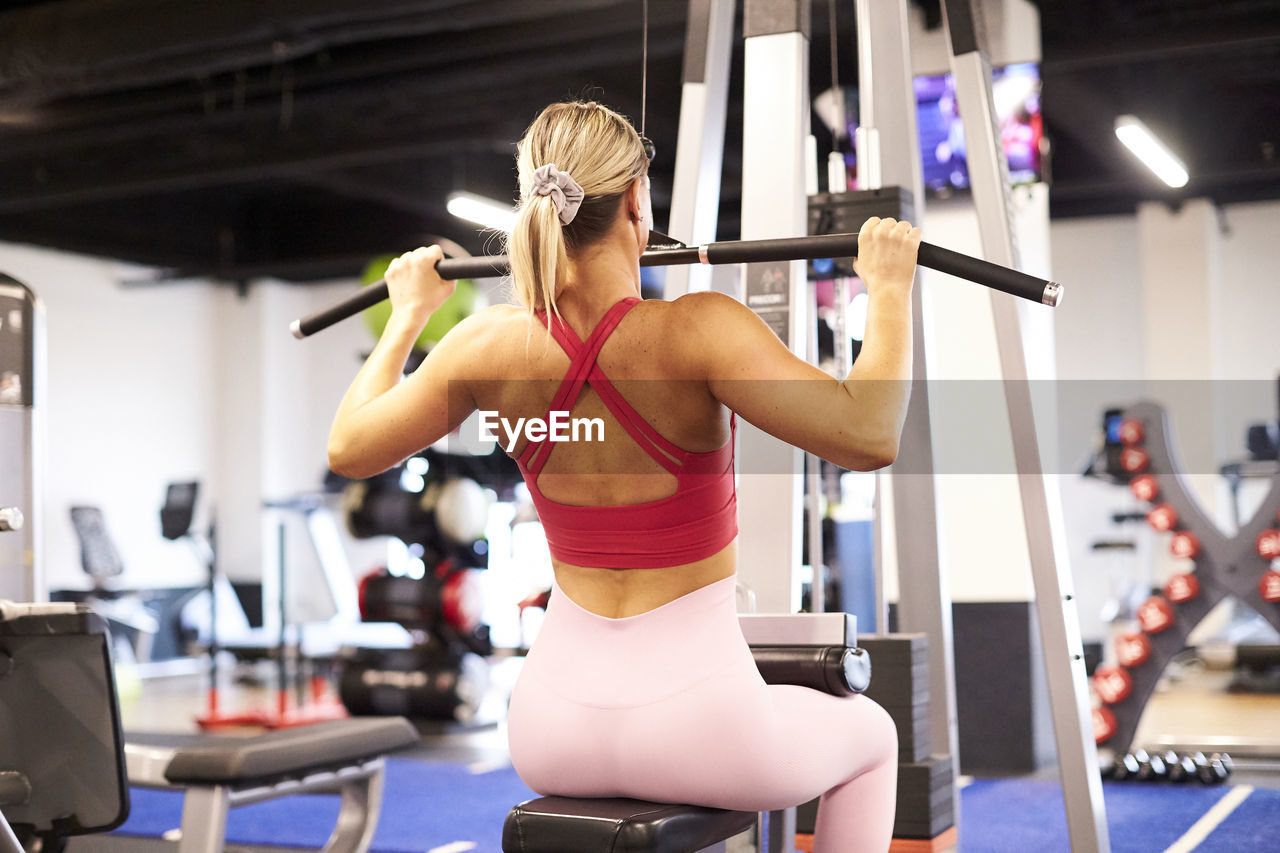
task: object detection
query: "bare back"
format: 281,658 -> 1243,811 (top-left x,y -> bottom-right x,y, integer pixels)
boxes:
463,299 -> 738,618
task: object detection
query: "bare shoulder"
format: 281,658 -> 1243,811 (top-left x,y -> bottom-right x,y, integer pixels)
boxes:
663,290 -> 750,336
443,303 -> 529,344
430,303 -> 530,376
627,291 -> 749,379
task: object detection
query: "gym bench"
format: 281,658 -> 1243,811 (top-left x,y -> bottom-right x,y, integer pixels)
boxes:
502,613 -> 867,853
125,717 -> 418,853
0,601 -> 417,853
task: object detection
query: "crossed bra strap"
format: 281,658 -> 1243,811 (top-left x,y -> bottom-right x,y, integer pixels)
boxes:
519,298 -> 686,477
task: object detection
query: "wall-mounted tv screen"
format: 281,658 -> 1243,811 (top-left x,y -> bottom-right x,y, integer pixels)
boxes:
841,62 -> 1044,194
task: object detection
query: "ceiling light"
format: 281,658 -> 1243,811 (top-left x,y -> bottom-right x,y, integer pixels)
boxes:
1114,115 -> 1189,188
446,192 -> 516,232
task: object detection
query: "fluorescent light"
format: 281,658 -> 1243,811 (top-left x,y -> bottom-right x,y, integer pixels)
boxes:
1114,115 -> 1189,188
446,192 -> 516,232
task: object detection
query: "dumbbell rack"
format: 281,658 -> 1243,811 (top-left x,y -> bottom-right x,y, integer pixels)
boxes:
1091,401 -> 1280,757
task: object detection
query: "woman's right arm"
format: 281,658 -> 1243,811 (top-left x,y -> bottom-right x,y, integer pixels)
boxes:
687,216 -> 920,471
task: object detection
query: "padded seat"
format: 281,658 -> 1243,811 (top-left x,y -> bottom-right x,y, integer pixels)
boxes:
503,796 -> 756,853
156,717 -> 417,786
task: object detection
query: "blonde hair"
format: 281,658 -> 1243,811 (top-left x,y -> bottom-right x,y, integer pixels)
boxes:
506,101 -> 649,327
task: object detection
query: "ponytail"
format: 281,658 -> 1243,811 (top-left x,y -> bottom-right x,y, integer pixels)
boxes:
505,100 -> 649,333
509,193 -> 568,329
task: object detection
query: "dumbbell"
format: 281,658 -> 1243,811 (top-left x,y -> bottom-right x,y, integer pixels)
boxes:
1111,752 -> 1141,782
1190,751 -> 1231,785
1132,748 -> 1168,782
1164,751 -> 1196,784
1210,752 -> 1234,778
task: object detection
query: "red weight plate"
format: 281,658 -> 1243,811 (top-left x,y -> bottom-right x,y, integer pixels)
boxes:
1115,632 -> 1152,667
1260,570 -> 1280,604
1121,447 -> 1150,474
1093,665 -> 1134,704
1164,572 -> 1200,603
1257,529 -> 1280,561
1092,706 -> 1118,744
1146,503 -> 1179,533
1119,418 -> 1145,445
1137,596 -> 1175,634
1170,532 -> 1201,560
1129,474 -> 1160,503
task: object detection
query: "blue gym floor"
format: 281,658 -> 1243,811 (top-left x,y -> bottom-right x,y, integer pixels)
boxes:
100,755 -> 1280,853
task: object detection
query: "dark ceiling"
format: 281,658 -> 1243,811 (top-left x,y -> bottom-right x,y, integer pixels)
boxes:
0,0 -> 1277,285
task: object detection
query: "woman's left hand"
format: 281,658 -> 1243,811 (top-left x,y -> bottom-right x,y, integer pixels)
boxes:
385,245 -> 454,326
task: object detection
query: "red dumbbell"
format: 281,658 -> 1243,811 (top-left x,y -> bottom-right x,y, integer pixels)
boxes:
1138,596 -> 1176,634
1093,666 -> 1134,704
1129,474 -> 1160,503
1119,418 -> 1145,445
1121,447 -> 1150,474
1115,632 -> 1152,667
1093,706 -> 1118,744
1257,529 -> 1280,561
1147,503 -> 1179,533
1170,531 -> 1201,560
1260,570 -> 1280,604
1164,572 -> 1200,603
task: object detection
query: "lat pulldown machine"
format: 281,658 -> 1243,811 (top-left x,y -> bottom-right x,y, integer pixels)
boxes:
290,1 -> 1106,851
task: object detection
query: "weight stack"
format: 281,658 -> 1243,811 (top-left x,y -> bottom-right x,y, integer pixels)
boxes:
795,755 -> 953,840
894,755 -> 954,839
795,635 -> 955,844
858,634 -> 931,763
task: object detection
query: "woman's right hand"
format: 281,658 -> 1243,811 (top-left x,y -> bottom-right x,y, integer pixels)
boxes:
385,245 -> 454,328
852,217 -> 922,297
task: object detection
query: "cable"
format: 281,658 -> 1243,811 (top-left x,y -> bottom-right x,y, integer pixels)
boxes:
828,0 -> 843,143
641,0 -> 648,140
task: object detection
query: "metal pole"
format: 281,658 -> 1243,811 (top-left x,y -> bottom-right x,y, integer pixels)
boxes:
940,1 -> 1109,849
855,0 -> 962,804
740,2 -> 811,848
665,0 -> 735,298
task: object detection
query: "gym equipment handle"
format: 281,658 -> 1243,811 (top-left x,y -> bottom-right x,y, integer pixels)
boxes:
750,645 -> 871,696
290,232 -> 1062,339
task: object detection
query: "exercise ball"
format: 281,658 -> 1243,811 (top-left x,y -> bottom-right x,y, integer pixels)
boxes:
361,254 -> 477,349
434,478 -> 490,545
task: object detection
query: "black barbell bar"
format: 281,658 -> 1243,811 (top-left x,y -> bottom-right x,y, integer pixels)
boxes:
290,231 -> 1062,339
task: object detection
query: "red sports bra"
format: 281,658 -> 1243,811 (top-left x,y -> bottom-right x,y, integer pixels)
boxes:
514,297 -> 738,569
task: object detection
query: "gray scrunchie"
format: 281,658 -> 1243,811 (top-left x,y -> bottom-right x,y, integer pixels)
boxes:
530,164 -> 585,226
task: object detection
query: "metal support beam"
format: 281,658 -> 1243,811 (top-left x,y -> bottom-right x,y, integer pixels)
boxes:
739,4 -> 811,850
856,0 -> 960,802
738,0 -> 811,617
941,1 -> 1110,850
665,0 -> 735,298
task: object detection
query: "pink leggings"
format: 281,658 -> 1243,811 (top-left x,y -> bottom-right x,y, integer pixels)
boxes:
507,575 -> 898,852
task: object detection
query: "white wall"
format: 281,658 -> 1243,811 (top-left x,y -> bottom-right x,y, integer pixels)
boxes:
0,242 -> 218,591
1049,198 -> 1280,640
0,238 -> 389,622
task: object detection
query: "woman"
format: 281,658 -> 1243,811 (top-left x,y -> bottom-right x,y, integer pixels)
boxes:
329,100 -> 921,852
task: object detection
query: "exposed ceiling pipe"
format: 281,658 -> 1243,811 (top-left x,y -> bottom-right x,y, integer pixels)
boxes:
0,0 -> 629,104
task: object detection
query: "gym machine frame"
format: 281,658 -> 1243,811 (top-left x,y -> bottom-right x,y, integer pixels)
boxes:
287,1 -> 1093,850
0,274 -> 44,606
671,0 -> 1107,850
939,2 -> 1108,848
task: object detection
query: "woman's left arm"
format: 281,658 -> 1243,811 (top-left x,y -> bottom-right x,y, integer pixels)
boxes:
327,246 -> 480,478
